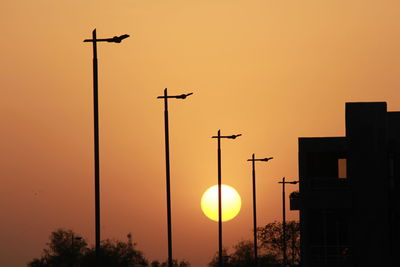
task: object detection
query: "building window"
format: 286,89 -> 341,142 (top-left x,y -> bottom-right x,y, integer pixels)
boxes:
338,158 -> 347,179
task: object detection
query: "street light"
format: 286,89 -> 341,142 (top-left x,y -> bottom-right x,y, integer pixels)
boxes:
157,88 -> 193,267
247,154 -> 273,266
277,177 -> 298,267
83,29 -> 129,266
212,130 -> 241,267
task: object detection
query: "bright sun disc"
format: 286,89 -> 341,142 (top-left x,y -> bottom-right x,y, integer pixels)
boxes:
201,184 -> 241,222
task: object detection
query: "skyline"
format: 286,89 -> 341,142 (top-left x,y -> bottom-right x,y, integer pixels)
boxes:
2,1 -> 400,266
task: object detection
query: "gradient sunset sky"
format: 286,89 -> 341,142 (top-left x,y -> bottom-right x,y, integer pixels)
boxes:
1,1 -> 400,266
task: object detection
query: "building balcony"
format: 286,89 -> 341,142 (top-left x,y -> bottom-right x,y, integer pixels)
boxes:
309,176 -> 348,191
290,191 -> 300,210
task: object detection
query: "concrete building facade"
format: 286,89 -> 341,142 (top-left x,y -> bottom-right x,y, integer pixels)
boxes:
294,102 -> 400,267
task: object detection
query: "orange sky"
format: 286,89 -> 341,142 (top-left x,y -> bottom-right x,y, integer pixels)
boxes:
1,1 -> 400,266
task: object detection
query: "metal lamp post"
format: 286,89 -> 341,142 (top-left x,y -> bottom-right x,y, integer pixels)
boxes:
83,29 -> 129,266
278,177 -> 298,267
212,130 -> 241,267
247,154 -> 273,266
157,88 -> 193,267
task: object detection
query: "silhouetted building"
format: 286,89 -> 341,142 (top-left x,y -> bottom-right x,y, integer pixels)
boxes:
292,102 -> 400,267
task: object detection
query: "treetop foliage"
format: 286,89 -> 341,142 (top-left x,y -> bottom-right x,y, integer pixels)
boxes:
28,229 -> 189,267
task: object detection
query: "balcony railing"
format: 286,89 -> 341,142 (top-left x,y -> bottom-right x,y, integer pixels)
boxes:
310,245 -> 351,262
309,177 -> 348,190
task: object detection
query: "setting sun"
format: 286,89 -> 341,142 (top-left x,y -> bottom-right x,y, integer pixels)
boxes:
201,184 -> 241,222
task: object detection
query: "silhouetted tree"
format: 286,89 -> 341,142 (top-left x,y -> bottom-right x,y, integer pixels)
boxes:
228,240 -> 254,267
208,241 -> 280,267
28,229 -> 149,267
81,233 -> 148,267
28,228 -> 87,267
208,221 -> 300,266
150,259 -> 190,267
150,260 -> 161,267
257,220 -> 300,266
208,248 -> 230,267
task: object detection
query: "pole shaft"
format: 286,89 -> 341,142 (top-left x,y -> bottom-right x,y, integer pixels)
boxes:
252,154 -> 258,266
92,29 -> 101,267
163,88 -> 173,267
282,178 -> 287,267
218,130 -> 223,267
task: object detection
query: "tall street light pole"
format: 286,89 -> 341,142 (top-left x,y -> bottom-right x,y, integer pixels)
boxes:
212,131 -> 241,267
247,154 -> 273,266
278,177 -> 298,267
83,29 -> 129,266
157,88 -> 193,267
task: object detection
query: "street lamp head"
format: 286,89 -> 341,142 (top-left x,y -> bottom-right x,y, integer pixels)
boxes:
157,92 -> 193,99
212,133 -> 242,139
278,179 -> 299,184
108,34 -> 130,43
83,34 -> 130,43
227,134 -> 242,139
175,92 -> 193,99
247,156 -> 273,162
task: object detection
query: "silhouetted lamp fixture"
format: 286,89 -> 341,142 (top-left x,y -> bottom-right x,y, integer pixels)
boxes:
212,134 -> 242,139
277,177 -> 299,267
84,34 -> 130,43
157,88 -> 193,267
157,92 -> 193,100
212,130 -> 241,267
83,29 -> 129,267
247,154 -> 273,266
